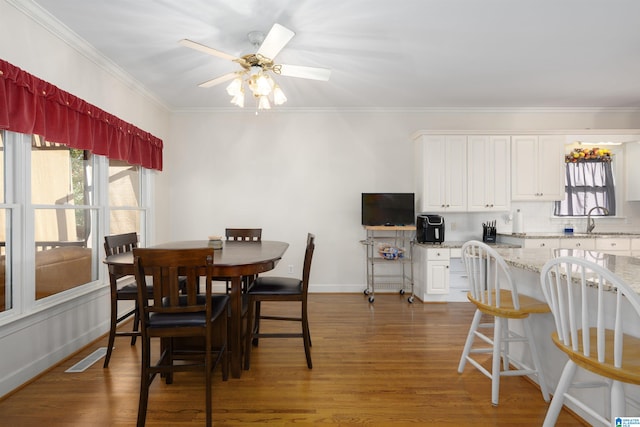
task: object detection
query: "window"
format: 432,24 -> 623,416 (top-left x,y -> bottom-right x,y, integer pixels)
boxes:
554,147 -> 616,217
108,159 -> 145,237
31,137 -> 98,300
0,130 -> 151,319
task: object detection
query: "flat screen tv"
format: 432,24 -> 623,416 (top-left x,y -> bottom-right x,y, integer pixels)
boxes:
361,193 -> 415,226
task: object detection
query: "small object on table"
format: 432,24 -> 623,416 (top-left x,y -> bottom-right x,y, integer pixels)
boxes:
208,235 -> 223,250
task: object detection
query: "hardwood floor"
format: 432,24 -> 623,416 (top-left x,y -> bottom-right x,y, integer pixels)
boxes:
0,294 -> 584,426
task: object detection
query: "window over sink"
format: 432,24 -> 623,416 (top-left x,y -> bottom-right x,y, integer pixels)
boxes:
554,142 -> 620,217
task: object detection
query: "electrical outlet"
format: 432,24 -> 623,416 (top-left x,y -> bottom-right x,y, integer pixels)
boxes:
288,265 -> 294,274
450,221 -> 457,231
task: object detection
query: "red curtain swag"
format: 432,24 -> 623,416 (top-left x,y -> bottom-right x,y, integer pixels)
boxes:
0,59 -> 162,171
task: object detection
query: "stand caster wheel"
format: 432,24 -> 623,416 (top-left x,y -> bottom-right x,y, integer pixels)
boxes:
408,296 -> 414,303
364,289 -> 370,295
399,289 -> 405,295
368,296 -> 374,303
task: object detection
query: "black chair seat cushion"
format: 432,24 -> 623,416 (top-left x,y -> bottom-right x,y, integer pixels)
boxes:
149,295 -> 229,328
117,282 -> 153,297
248,276 -> 302,295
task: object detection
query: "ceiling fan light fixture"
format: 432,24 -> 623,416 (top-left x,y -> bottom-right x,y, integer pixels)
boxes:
226,77 -> 243,96
258,95 -> 271,110
230,90 -> 245,108
273,85 -> 287,105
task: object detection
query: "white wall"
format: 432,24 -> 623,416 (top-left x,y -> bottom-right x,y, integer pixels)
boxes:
166,110 -> 640,292
0,0 -> 170,398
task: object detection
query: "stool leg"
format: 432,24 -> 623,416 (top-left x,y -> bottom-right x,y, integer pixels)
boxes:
491,317 -> 503,406
458,309 -> 482,373
543,360 -> 576,427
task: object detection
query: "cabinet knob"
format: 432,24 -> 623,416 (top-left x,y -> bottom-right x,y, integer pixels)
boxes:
576,243 -> 581,247
611,243 -> 617,247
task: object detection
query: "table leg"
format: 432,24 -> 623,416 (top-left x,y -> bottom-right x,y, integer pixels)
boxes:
229,276 -> 242,378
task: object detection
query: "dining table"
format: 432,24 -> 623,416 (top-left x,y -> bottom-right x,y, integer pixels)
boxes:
104,239 -> 289,378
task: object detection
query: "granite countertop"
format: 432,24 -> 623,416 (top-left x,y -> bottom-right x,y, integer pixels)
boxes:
499,232 -> 640,239
494,247 -> 640,294
415,241 -> 519,249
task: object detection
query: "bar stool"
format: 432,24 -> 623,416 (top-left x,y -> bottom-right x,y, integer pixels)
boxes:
540,256 -> 640,426
458,240 -> 550,406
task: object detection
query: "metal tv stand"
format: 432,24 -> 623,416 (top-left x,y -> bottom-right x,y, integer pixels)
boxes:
361,225 -> 416,303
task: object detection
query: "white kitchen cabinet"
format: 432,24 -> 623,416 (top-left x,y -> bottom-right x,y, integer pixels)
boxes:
631,238 -> 640,257
595,237 -> 631,255
626,142 -> 640,201
521,238 -> 560,249
558,238 -> 596,250
426,248 -> 450,295
467,135 -> 511,212
511,135 -> 565,201
414,135 -> 467,212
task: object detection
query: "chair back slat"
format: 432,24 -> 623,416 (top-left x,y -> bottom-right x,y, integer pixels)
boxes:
301,233 -> 315,294
104,232 -> 138,256
225,228 -> 262,241
461,240 -> 519,309
133,248 -> 215,318
540,256 -> 640,369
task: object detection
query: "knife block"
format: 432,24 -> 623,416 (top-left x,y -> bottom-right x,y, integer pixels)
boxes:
482,225 -> 496,243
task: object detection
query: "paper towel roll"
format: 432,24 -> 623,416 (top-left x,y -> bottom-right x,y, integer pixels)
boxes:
513,209 -> 524,234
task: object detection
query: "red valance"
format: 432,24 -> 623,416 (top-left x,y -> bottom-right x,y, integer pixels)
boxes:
0,59 -> 162,171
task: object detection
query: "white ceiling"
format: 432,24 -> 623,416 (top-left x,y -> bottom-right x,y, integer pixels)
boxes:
25,0 -> 640,111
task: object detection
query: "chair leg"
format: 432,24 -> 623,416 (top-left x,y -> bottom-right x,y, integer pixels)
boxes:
137,336 -> 151,427
131,300 -> 140,346
543,360 -> 577,427
522,317 -> 550,402
458,309 -> 482,373
244,297 -> 255,370
103,295 -> 119,368
611,380 -> 625,420
252,301 -> 261,347
491,316 -> 503,406
302,301 -> 312,369
205,327 -> 213,427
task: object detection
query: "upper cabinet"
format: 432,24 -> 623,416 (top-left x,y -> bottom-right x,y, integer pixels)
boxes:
626,142 -> 640,201
414,135 -> 467,212
467,136 -> 511,211
511,135 -> 565,201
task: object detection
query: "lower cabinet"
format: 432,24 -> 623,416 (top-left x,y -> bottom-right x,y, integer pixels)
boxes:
415,245 -> 454,302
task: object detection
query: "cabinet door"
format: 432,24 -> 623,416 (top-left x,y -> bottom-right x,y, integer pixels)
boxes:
537,135 -> 565,200
426,260 -> 450,294
511,135 -> 565,201
467,135 -> 510,211
416,135 -> 467,212
522,238 -> 560,249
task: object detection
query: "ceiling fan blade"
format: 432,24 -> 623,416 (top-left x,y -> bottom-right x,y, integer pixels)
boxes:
256,23 -> 295,60
198,72 -> 239,88
179,39 -> 240,62
279,64 -> 331,81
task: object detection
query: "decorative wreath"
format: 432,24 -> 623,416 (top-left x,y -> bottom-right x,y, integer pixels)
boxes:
565,147 -> 612,163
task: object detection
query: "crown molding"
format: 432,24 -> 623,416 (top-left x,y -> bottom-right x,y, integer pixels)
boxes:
7,0 -> 170,111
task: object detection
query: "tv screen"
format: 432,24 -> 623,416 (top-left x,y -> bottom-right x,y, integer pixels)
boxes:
361,193 -> 415,226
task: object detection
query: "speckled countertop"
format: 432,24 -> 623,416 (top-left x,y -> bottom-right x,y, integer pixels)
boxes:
415,241 -> 519,249
499,232 -> 640,239
493,247 -> 640,294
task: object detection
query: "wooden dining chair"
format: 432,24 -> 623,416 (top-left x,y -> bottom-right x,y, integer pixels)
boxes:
133,247 -> 229,427
220,228 -> 262,293
103,232 -> 148,368
244,233 -> 315,370
225,228 -> 262,242
458,240 -> 550,406
539,256 -> 640,426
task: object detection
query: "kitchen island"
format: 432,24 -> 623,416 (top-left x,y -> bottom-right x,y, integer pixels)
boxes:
490,247 -> 640,424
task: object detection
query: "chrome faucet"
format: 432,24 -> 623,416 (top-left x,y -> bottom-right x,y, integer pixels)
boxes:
586,206 -> 609,233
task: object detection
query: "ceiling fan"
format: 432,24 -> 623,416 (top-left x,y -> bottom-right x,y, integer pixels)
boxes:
179,23 -> 331,109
